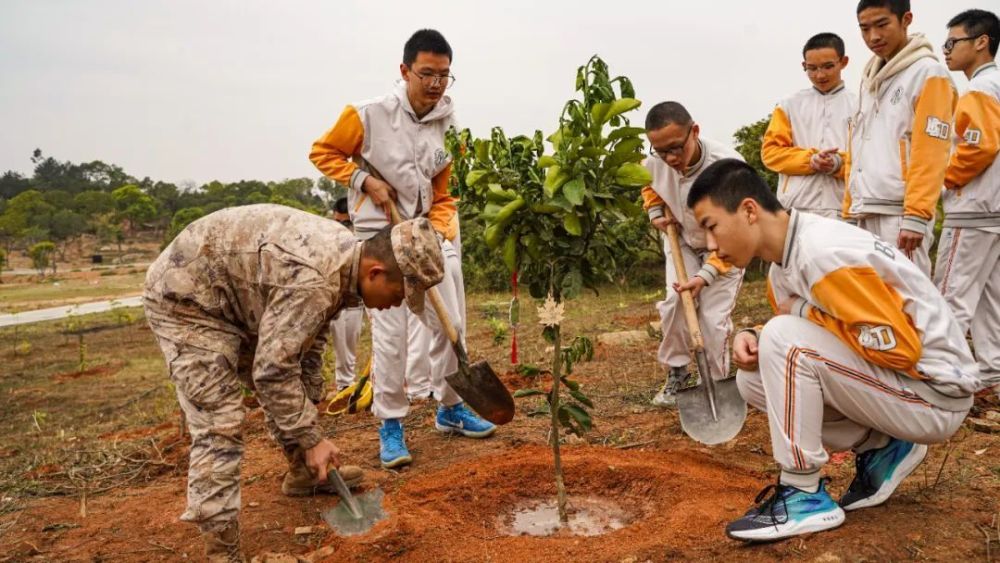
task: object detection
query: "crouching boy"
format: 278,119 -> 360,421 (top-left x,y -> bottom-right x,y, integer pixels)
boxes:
687,159 -> 979,541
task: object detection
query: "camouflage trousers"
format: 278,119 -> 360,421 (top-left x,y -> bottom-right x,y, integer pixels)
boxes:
145,301 -> 325,531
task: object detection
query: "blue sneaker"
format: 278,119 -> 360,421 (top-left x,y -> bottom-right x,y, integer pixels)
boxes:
435,403 -> 496,438
840,438 -> 928,511
726,479 -> 845,542
378,419 -> 412,469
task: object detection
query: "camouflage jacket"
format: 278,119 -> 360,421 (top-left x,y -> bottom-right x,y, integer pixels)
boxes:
144,204 -> 362,449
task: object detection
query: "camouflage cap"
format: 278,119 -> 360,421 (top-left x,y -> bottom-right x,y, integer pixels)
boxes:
391,218 -> 444,314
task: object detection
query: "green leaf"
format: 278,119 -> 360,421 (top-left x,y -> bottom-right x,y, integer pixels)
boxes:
614,162 -> 653,187
543,165 -> 571,198
569,388 -> 594,408
465,169 -> 490,187
561,268 -> 583,298
606,127 -> 646,143
538,155 -> 558,168
563,178 -> 585,206
560,376 -> 580,392
516,364 -> 541,376
590,102 -> 611,125
513,388 -> 545,398
612,137 -> 644,154
563,213 -> 582,236
562,404 -> 593,432
604,98 -> 641,122
474,139 -> 490,161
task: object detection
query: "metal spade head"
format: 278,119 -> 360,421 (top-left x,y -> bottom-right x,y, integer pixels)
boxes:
320,472 -> 386,536
677,375 -> 747,445
445,359 -> 516,425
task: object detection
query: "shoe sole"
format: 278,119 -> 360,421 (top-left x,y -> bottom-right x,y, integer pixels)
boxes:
727,507 -> 846,542
381,454 -> 413,469
434,422 -> 496,438
841,443 -> 928,512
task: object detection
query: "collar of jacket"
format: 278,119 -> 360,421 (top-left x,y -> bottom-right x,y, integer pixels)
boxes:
683,139 -> 708,178
861,33 -> 937,95
973,62 -> 998,79
814,82 -> 846,96
780,209 -> 801,268
392,81 -> 455,123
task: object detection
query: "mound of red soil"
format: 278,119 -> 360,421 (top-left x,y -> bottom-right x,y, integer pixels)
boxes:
318,444 -> 763,562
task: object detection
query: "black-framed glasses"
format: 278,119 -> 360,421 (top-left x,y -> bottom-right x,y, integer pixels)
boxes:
803,62 -> 839,74
648,125 -> 693,159
409,67 -> 456,89
943,35 -> 982,51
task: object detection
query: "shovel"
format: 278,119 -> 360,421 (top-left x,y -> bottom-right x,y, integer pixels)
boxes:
320,467 -> 386,536
361,160 -> 515,425
661,208 -> 746,445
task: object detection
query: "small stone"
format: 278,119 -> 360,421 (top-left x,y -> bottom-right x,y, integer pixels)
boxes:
968,417 -> 1000,433
294,526 -> 317,535
248,501 -> 260,507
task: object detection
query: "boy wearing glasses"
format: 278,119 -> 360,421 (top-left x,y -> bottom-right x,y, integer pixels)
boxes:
935,9 -> 1000,393
310,29 -> 495,470
763,33 -> 856,219
846,0 -> 957,275
641,102 -> 746,407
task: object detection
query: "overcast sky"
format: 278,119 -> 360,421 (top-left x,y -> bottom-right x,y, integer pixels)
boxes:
0,0 -> 988,186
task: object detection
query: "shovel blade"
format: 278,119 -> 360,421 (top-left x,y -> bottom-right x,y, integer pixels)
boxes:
677,376 -> 747,445
321,487 -> 386,536
445,360 -> 515,425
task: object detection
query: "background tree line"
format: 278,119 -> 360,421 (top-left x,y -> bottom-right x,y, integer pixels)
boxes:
0,116 -> 772,283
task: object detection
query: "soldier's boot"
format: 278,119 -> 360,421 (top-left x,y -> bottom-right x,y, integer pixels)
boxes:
281,448 -> 364,497
202,520 -> 243,563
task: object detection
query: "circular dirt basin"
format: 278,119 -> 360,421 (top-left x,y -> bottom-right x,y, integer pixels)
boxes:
321,444 -> 764,561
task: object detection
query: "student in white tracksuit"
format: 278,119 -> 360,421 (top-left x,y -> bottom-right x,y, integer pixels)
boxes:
847,3 -> 958,275
641,101 -> 745,407
687,158 -> 977,542
762,32 -> 857,219
309,30 -> 494,470
934,9 -> 1000,391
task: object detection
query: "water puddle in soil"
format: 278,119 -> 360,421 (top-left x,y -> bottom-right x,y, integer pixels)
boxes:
499,496 -> 635,537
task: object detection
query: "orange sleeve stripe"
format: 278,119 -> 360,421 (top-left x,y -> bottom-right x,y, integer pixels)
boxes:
309,106 -> 365,187
761,106 -> 816,176
705,252 -> 733,275
641,185 -> 665,211
427,162 -> 458,240
766,277 -> 778,313
946,90 -> 1000,189
905,76 -> 957,220
807,266 -> 923,376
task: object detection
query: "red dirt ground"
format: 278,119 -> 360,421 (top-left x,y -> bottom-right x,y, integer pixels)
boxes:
5,298 -> 1000,561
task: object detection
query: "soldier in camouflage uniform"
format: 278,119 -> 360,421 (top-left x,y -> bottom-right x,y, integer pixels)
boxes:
144,204 -> 444,562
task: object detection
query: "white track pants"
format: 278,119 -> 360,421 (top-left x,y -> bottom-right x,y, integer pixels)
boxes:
329,306 -> 364,390
857,214 -> 934,277
656,236 -> 742,380
737,316 -> 966,490
370,239 -> 464,419
934,227 -> 1000,388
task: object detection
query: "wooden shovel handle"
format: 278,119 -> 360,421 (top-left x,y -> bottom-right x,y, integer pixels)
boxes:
661,206 -> 705,351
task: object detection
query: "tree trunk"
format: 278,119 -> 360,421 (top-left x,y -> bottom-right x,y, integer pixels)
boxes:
549,324 -> 569,524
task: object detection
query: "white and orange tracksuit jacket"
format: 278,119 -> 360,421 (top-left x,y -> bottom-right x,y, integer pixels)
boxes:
942,62 -> 1000,229
642,137 -> 743,283
762,84 -> 856,217
845,48 -> 957,231
767,210 -> 979,411
309,82 -> 458,241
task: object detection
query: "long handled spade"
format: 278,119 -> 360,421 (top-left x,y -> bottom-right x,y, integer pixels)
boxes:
661,208 -> 746,445
361,161 -> 515,424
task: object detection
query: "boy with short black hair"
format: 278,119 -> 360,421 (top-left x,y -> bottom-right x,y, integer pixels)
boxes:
762,32 -> 856,219
935,8 -> 1000,392
687,158 -> 978,541
641,102 -> 745,407
847,0 -> 958,275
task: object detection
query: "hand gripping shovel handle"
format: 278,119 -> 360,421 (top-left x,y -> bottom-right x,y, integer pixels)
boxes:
661,207 -> 718,422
